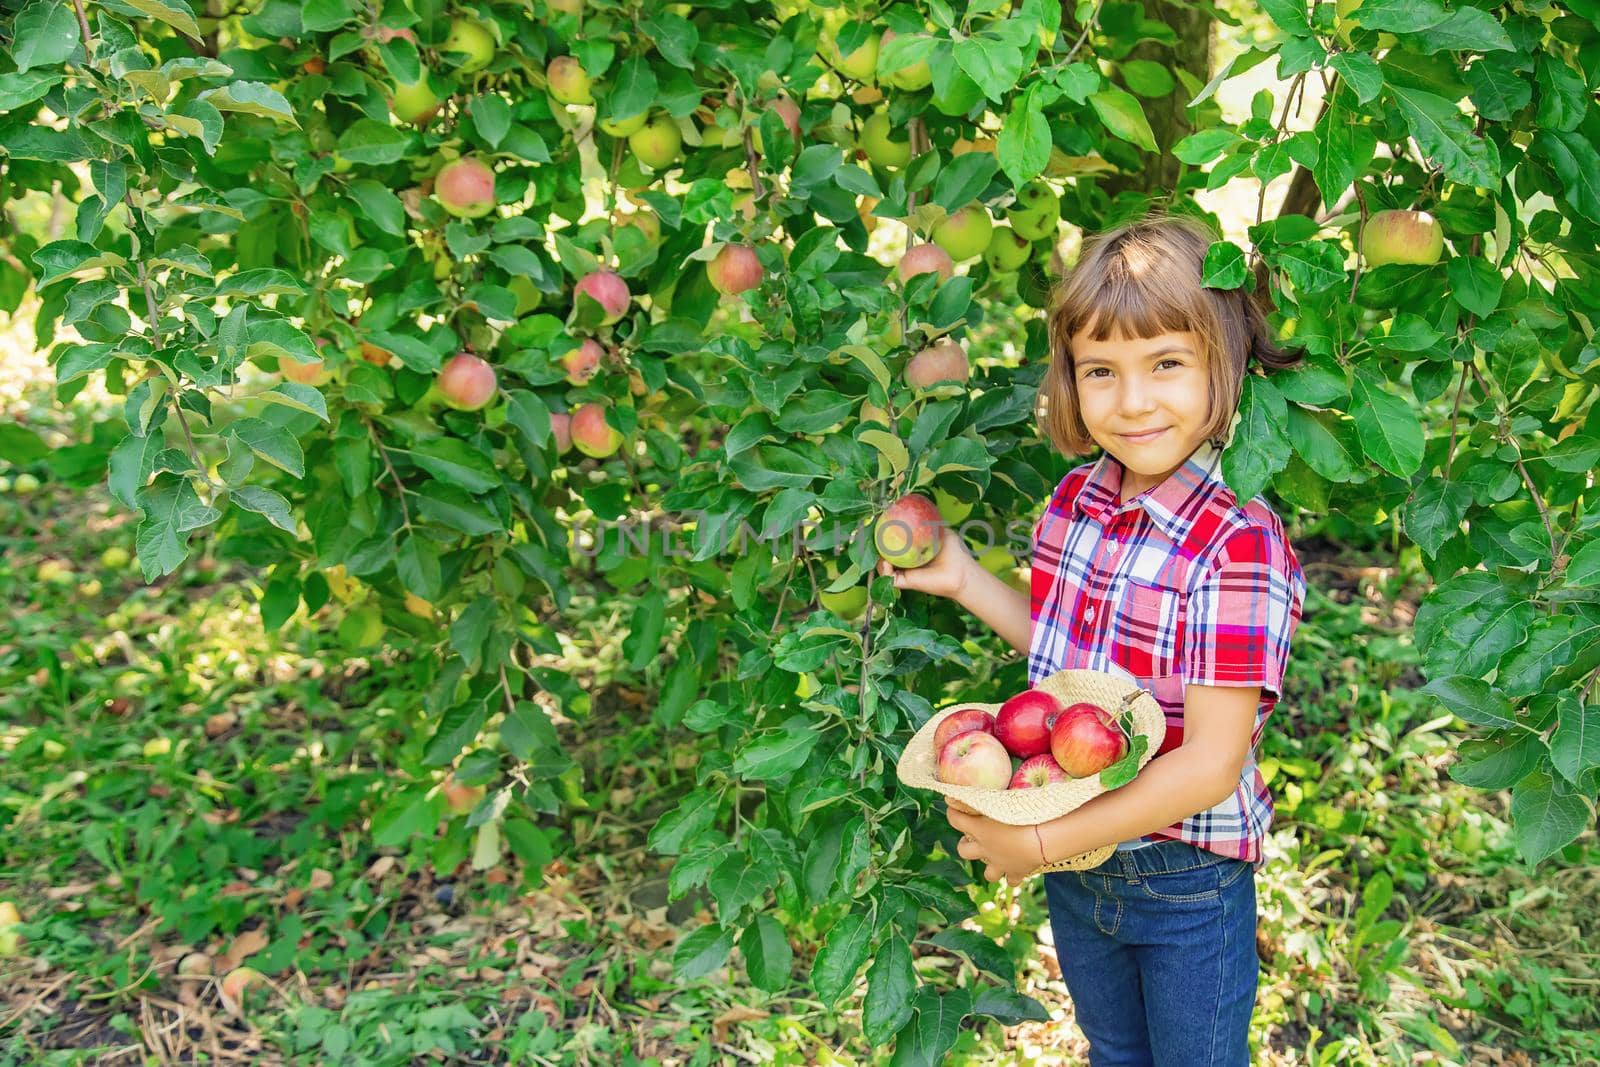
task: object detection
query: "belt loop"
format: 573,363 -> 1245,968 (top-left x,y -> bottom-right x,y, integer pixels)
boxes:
1117,848 -> 1140,884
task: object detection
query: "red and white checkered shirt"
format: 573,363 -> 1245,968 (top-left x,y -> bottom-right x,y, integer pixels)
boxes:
1028,438 -> 1306,864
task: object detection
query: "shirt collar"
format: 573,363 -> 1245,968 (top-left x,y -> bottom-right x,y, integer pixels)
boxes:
1073,438 -> 1228,541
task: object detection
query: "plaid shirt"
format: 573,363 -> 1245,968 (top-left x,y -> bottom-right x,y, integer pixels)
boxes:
1028,438 -> 1307,864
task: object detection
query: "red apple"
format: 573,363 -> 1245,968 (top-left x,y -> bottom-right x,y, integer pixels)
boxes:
936,730 -> 1012,789
435,156 -> 496,218
550,412 -> 573,453
570,401 -> 623,458
994,688 -> 1066,758
1051,705 -> 1128,777
561,338 -> 604,385
905,340 -> 969,390
438,352 -> 497,411
932,708 -> 995,753
898,243 -> 954,284
707,243 -> 764,296
1009,753 -> 1071,789
874,492 -> 943,569
573,270 -> 631,324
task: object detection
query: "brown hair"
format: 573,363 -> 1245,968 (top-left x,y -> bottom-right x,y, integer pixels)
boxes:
1038,211 -> 1302,457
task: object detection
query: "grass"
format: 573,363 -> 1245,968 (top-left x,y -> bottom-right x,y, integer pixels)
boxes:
1,349 -> 1597,1066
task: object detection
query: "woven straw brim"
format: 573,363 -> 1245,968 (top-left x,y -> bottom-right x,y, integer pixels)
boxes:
896,668 -> 1167,876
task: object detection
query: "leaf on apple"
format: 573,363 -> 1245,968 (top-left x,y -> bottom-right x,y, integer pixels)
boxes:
1098,733 -> 1149,790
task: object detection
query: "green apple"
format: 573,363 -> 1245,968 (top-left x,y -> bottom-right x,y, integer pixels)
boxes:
819,567 -> 868,620
391,74 -> 443,124
976,544 -> 1014,577
339,605 -> 385,646
984,225 -> 1032,272
879,29 -> 932,91
1007,180 -> 1060,240
546,56 -> 593,105
822,28 -> 879,83
931,70 -> 984,117
1361,209 -> 1444,267
932,204 -> 994,262
600,111 -> 649,137
629,113 -> 682,170
934,487 -> 973,524
860,109 -> 910,168
442,17 -> 496,72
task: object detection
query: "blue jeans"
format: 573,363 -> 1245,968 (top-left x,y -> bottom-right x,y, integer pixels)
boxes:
1042,840 -> 1258,1066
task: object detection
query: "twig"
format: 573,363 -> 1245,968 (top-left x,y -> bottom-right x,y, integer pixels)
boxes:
1466,362 -> 1559,557
364,418 -> 413,530
1442,363 -> 1470,479
68,0 -> 93,61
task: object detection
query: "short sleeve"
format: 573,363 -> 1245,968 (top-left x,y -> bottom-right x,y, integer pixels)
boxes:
1030,470 -> 1088,623
1182,524 -> 1305,698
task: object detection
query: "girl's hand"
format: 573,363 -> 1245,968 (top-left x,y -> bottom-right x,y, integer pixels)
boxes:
877,527 -> 974,602
945,801 -> 1047,883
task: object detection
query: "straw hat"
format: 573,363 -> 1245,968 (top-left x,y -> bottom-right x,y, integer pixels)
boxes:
896,667 -> 1166,876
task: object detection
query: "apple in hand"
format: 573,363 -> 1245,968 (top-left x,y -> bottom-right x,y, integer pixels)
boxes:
1051,702 -> 1128,777
1009,753 -> 1071,789
994,688 -> 1066,758
874,493 -> 943,569
936,730 -> 1012,789
932,708 -> 996,753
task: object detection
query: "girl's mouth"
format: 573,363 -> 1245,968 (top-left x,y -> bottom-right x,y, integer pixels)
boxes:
1120,427 -> 1169,443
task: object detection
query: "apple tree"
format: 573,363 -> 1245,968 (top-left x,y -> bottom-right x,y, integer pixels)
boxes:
1,0 -> 1597,1056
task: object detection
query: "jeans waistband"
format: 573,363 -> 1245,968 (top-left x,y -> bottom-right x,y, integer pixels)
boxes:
1092,838 -> 1238,878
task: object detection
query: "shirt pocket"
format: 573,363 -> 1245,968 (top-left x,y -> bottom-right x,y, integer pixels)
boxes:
1108,579 -> 1185,680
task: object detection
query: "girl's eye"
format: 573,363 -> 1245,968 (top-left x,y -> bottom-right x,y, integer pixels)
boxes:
1083,367 -> 1110,379
1157,358 -> 1182,370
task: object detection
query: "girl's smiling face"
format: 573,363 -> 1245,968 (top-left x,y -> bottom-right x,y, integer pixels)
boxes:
1071,326 -> 1214,499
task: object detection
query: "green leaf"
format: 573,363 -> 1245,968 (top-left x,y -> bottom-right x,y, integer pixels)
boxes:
673,922 -> 735,981
863,936 -> 916,1045
607,54 -> 658,120
926,927 -> 1013,981
1510,768 -> 1593,865
1567,541 -> 1600,587
199,82 -> 297,124
890,988 -> 972,1067
232,485 -> 297,534
708,851 -> 778,917
931,152 -> 999,212
448,597 -> 496,672
1449,733 -> 1544,790
0,69 -> 63,110
1088,87 -> 1157,152
953,35 -> 1027,103
10,0 -> 81,72
135,476 -> 222,580
732,717 -> 820,779
649,788 -> 722,854
32,240 -> 127,285
229,417 -> 304,478
740,915 -> 794,993
1201,240 -> 1247,288
1404,478 -> 1472,557
396,535 -> 441,600
1414,571 -> 1534,679
345,180 -> 406,236
262,383 -> 330,423
119,0 -> 203,38
1496,614 -> 1600,698
1550,701 -> 1600,791
337,119 -> 411,164
414,481 -> 503,535
0,425 -> 48,465
1221,375 -> 1290,501
972,987 -> 1051,1025
1349,369 -> 1423,477
1418,676 -> 1518,730
1386,83 -> 1500,188
500,700 -> 560,762
997,87 -> 1050,188
471,94 -> 512,148
408,438 -> 500,494
811,911 -> 873,1004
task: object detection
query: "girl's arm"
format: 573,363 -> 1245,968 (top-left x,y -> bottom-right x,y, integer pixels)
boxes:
1037,684 -> 1259,860
877,528 -> 1033,655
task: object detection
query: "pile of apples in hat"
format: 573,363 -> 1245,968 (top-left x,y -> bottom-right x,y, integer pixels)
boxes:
934,688 -> 1129,789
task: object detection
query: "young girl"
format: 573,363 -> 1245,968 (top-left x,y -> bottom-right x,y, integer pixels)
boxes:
878,212 -> 1307,1065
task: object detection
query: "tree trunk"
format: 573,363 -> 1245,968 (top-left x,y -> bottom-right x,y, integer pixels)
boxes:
1099,1 -> 1214,200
